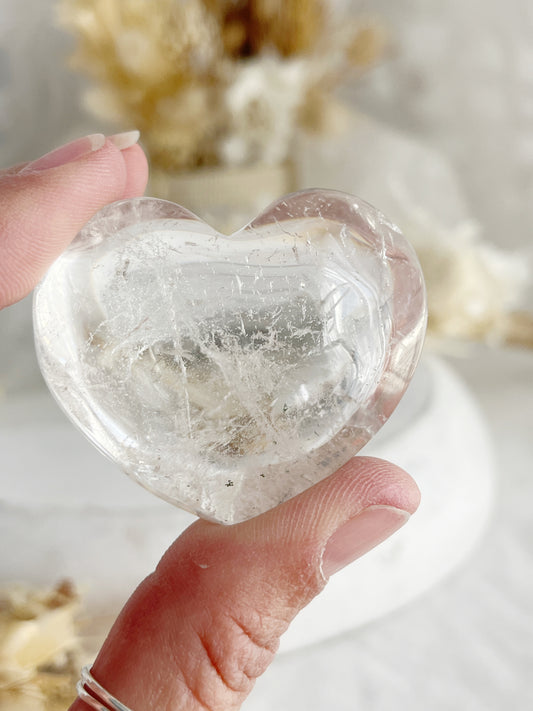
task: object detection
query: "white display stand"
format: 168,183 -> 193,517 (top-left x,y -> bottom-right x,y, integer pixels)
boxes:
0,355 -> 494,651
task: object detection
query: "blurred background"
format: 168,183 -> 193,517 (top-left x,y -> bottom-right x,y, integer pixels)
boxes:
1,1 -> 532,709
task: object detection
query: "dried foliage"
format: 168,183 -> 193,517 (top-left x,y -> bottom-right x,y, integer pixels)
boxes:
400,207 -> 531,348
0,581 -> 81,711
58,0 -> 384,171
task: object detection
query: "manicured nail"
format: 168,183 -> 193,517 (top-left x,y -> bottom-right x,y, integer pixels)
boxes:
19,133 -> 106,174
322,505 -> 411,578
108,130 -> 140,150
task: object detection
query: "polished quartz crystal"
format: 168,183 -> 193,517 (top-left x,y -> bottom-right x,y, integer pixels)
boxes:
33,190 -> 426,524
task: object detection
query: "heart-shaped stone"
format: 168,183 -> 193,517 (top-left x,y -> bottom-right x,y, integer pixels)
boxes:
33,189 -> 426,524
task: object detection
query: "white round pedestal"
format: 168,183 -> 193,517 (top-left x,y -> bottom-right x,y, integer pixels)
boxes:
282,356 -> 494,650
0,356 -> 494,651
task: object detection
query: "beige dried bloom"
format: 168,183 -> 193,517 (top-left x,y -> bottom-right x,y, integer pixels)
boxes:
402,209 -> 530,347
59,0 -> 228,168
0,581 -> 81,711
59,0 -> 385,170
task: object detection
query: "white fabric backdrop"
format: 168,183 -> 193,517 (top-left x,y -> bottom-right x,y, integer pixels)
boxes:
0,2 -> 532,708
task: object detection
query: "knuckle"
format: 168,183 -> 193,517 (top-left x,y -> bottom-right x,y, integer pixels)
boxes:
189,611 -> 278,705
151,528 -> 326,708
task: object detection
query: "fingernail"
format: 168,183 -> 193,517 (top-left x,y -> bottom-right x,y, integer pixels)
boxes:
19,131 -> 141,175
322,505 -> 411,578
19,133 -> 106,174
108,130 -> 140,150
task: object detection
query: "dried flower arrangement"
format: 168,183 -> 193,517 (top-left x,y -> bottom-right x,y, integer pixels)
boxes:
58,0 -> 383,172
57,0 -> 532,348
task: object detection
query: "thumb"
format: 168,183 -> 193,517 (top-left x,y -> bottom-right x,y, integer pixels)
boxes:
72,457 -> 420,711
0,132 -> 148,309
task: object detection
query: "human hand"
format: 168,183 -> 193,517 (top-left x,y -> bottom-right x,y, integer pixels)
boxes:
1,135 -> 420,711
0,131 -> 148,309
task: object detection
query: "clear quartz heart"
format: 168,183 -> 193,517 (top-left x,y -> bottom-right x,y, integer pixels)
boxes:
33,189 -> 426,524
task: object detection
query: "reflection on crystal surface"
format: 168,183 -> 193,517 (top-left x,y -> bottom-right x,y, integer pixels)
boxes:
34,190 -> 426,523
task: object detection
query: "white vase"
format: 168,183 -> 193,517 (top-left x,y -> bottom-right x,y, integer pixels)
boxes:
149,162 -> 294,234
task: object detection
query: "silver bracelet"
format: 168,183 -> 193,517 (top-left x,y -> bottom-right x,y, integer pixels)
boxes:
76,665 -> 134,711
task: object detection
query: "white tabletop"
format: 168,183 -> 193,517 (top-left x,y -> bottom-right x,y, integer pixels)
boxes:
244,347 -> 533,711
